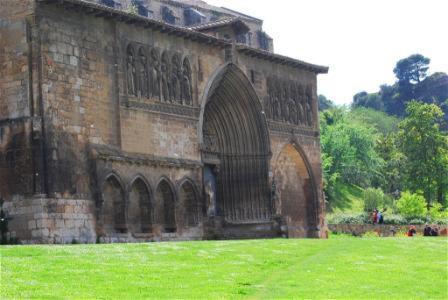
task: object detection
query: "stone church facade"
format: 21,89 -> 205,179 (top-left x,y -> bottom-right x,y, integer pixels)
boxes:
0,0 -> 328,243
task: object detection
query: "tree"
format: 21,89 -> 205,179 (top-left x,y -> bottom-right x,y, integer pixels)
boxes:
318,95 -> 334,111
320,108 -> 383,209
352,91 -> 383,111
393,54 -> 430,85
396,191 -> 427,219
396,101 -> 448,207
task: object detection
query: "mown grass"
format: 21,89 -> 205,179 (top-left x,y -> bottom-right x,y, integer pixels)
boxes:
1,237 -> 447,299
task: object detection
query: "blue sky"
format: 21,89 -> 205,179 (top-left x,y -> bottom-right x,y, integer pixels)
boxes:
206,0 -> 448,105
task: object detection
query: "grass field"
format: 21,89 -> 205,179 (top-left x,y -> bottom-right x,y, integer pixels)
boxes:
1,237 -> 447,299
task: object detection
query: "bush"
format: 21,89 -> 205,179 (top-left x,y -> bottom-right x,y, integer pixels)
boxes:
327,213 -> 369,224
382,214 -> 406,225
396,191 -> 427,219
407,218 -> 425,225
363,188 -> 386,212
434,218 -> 448,225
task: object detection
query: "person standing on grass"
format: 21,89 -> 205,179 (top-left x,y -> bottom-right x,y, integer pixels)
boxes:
378,210 -> 384,224
372,209 -> 378,224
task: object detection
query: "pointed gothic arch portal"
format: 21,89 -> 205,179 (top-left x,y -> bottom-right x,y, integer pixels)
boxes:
274,143 -> 318,238
200,63 -> 272,223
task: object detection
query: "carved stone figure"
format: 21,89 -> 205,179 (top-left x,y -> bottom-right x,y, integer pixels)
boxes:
161,52 -> 170,102
138,48 -> 148,98
182,58 -> 192,105
306,85 -> 313,126
149,48 -> 161,99
171,54 -> 182,103
288,99 -> 298,124
126,46 -> 137,96
298,84 -> 306,125
205,180 -> 216,217
297,102 -> 304,126
281,82 -> 289,122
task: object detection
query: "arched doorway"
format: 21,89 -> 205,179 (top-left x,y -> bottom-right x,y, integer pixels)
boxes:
274,144 -> 318,237
128,177 -> 152,233
200,63 -> 271,223
155,179 -> 176,233
101,174 -> 126,234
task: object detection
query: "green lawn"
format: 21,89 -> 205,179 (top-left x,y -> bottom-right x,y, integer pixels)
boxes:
1,237 -> 447,299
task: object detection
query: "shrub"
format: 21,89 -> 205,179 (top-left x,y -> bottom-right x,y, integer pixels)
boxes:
429,202 -> 448,222
382,214 -> 406,225
434,218 -> 448,225
396,191 -> 427,219
407,218 -> 425,225
327,212 -> 369,224
363,188 -> 386,212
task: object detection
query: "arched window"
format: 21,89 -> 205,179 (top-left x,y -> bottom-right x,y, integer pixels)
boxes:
179,180 -> 199,227
128,177 -> 152,233
182,57 -> 193,105
155,179 -> 176,233
102,174 -> 126,233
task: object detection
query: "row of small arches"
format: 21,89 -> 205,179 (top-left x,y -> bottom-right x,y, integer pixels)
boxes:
100,173 -> 200,235
126,43 -> 193,106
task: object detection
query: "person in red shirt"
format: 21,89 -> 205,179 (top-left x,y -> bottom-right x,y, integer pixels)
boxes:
407,225 -> 417,236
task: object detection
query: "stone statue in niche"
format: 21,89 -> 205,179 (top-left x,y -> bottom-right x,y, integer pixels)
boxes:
161,52 -> 170,102
126,46 -> 137,96
138,48 -> 148,98
149,48 -> 161,99
266,79 -> 274,118
273,81 -> 282,121
182,58 -> 192,105
205,180 -> 216,217
171,54 -> 182,104
288,98 -> 298,124
298,84 -> 306,125
281,82 -> 289,122
306,85 -> 313,126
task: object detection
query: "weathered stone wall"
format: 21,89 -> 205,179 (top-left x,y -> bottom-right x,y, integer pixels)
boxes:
0,0 -> 37,199
4,196 -> 96,243
328,224 -> 448,237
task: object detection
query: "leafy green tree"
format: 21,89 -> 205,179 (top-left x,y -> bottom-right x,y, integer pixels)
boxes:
375,133 -> 404,194
320,108 -> 383,209
363,188 -> 385,213
396,191 -> 427,219
393,54 -> 430,85
396,101 -> 448,207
